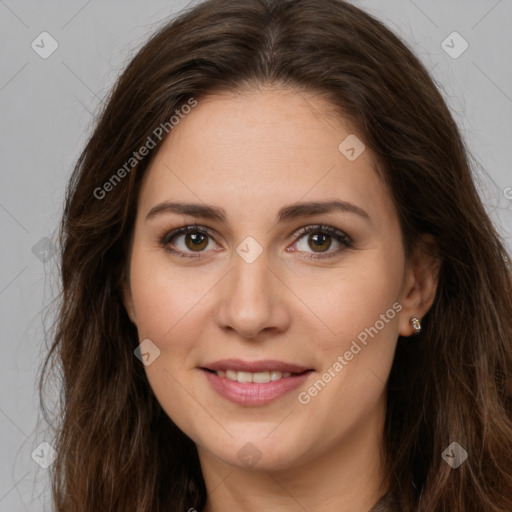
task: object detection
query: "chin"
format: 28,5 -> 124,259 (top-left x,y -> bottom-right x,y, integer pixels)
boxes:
201,430 -> 310,472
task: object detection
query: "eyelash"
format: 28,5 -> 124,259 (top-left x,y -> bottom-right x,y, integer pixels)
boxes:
159,223 -> 352,260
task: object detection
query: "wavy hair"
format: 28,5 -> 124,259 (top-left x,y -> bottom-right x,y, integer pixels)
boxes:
39,0 -> 512,510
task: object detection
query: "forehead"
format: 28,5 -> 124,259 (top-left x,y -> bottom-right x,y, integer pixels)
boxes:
137,87 -> 394,227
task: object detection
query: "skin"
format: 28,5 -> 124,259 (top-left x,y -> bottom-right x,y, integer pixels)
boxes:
121,86 -> 439,512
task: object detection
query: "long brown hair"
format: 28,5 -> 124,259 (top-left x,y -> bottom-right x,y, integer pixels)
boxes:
39,0 -> 512,510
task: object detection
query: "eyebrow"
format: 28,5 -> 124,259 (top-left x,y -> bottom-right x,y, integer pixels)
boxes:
145,200 -> 370,224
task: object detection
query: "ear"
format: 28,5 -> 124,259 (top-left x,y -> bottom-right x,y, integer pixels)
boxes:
119,266 -> 137,326
397,234 -> 440,337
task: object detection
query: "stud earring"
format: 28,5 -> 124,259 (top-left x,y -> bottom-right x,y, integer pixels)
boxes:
410,316 -> 422,334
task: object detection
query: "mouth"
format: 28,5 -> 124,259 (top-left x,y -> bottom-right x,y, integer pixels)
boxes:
202,367 -> 309,383
199,359 -> 314,406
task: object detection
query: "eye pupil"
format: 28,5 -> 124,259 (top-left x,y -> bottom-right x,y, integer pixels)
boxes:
309,233 -> 331,252
186,232 -> 208,251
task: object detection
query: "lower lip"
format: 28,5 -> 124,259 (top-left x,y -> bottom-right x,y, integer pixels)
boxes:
202,369 -> 313,406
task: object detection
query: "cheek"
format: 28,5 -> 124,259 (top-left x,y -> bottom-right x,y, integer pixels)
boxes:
128,250 -> 211,436
290,251 -> 403,425
295,249 -> 404,354
128,248 -> 206,358
294,259 -> 401,433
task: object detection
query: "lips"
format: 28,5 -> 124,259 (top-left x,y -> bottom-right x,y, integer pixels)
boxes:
200,359 -> 314,406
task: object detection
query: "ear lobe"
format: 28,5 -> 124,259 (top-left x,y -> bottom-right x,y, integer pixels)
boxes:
398,234 -> 440,336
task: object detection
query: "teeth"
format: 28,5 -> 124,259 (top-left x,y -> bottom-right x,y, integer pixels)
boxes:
226,369 -> 237,380
270,370 -> 284,381
237,371 -> 253,383
217,369 -> 293,383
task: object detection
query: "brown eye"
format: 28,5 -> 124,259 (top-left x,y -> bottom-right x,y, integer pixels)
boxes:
161,226 -> 216,258
307,233 -> 333,252
291,225 -> 352,260
183,232 -> 209,251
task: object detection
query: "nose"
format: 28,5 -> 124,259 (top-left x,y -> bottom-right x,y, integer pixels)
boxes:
214,247 -> 291,339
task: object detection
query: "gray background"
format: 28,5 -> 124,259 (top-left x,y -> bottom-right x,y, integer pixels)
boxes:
1,0 -> 511,510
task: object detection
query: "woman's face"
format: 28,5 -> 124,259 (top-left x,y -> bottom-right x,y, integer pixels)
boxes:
122,87 -> 433,472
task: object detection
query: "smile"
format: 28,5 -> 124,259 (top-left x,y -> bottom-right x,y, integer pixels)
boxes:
207,369 -> 296,383
201,367 -> 313,406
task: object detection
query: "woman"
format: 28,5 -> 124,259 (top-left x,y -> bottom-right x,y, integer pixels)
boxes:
39,0 -> 512,510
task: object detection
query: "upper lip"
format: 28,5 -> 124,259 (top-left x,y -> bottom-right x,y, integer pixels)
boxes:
201,358 -> 312,373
